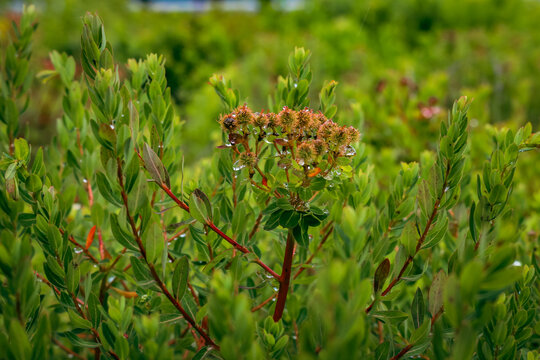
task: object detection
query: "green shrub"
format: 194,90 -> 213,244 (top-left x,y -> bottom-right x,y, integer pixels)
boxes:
1,7 -> 539,360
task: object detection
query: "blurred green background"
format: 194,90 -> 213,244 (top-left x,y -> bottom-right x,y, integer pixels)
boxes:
2,0 -> 540,223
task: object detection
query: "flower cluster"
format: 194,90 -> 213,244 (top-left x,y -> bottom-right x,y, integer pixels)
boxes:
218,105 -> 360,186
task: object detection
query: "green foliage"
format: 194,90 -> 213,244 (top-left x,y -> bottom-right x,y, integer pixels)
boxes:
0,4 -> 539,360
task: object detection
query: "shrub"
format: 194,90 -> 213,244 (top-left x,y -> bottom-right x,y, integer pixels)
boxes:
0,7 -> 539,360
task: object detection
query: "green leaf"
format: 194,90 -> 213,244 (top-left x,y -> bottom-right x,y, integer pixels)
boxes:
429,270 -> 446,317
129,256 -> 158,290
410,319 -> 430,344
110,214 -> 139,251
95,172 -> 122,207
371,310 -> 409,324
143,143 -> 170,187
115,336 -> 130,360
292,225 -> 308,247
374,258 -> 390,293
31,147 -> 45,176
422,215 -> 448,250
47,224 -> 62,253
13,138 -> 29,162
411,287 -> 425,329
278,210 -> 301,229
172,256 -> 189,301
263,209 -> 283,231
67,309 -> 93,330
25,174 -> 42,192
143,222 -> 164,264
60,331 -> 100,348
190,189 -> 213,224
66,264 -> 81,294
124,155 -> 140,194
8,319 -> 31,360
469,202 -> 477,243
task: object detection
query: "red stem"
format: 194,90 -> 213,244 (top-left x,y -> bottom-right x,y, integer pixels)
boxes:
273,231 -> 295,322
366,161 -> 451,313
390,344 -> 413,360
159,183 -> 280,280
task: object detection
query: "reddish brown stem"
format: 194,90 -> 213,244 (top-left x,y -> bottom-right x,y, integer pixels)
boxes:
366,161 -> 451,314
273,231 -> 295,322
293,224 -> 333,280
391,344 -> 413,360
251,293 -> 277,312
116,159 -> 218,349
159,183 -> 280,280
53,338 -> 86,360
59,229 -> 100,265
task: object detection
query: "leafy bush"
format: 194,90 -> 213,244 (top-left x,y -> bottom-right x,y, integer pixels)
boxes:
1,6 -> 539,360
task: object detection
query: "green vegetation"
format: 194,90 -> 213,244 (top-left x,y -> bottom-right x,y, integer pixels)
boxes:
0,2 -> 539,359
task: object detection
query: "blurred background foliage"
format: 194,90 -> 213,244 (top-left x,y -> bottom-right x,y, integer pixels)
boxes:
2,0 -> 539,230
1,0 -> 539,159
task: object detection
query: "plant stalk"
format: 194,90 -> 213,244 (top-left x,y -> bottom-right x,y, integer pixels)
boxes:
273,230 -> 295,322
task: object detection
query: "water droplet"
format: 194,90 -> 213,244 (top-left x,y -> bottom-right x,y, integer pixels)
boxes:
341,145 -> 356,156
108,276 -> 115,282
294,83 -> 298,88
277,157 -> 291,169
512,260 -> 522,267
179,233 -> 187,238
74,248 -> 83,254
82,178 -> 88,184
233,160 -> 246,171
110,124 -> 115,130
273,287 -> 279,291
121,114 -> 125,117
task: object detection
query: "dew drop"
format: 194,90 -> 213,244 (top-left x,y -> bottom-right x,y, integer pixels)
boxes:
342,145 -> 356,156
233,160 -> 246,171
82,178 -> 88,184
74,248 -> 83,254
110,124 -> 115,130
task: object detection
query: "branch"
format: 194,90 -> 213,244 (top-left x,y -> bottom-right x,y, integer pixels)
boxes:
366,161 -> 451,313
116,159 -> 218,349
158,183 -> 280,280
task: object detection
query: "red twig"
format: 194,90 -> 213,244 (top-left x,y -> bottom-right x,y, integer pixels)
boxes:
159,183 -> 280,280
273,231 -> 295,322
366,161 -> 451,313
390,344 -> 413,360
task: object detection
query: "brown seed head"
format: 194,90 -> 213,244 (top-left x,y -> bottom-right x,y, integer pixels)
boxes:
312,139 -> 326,156
317,120 -> 338,140
278,107 -> 296,129
239,152 -> 258,168
234,105 -> 254,127
295,108 -> 313,129
265,113 -> 279,128
346,126 -> 360,143
253,113 -> 269,128
220,115 -> 237,132
297,142 -> 315,163
330,126 -> 349,147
